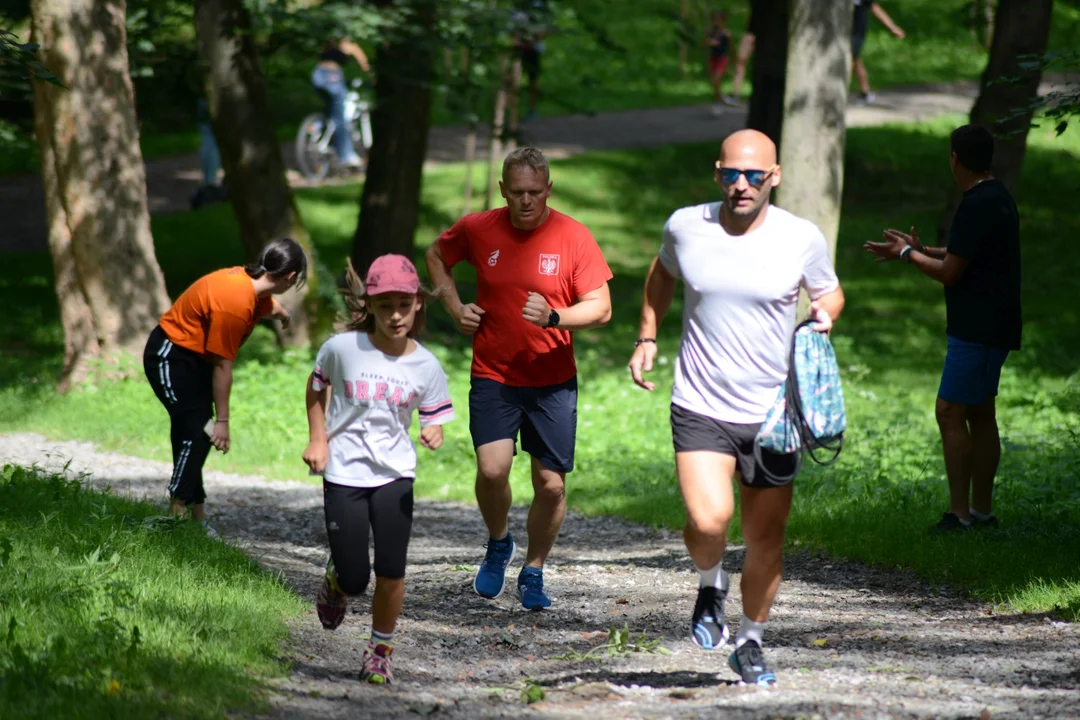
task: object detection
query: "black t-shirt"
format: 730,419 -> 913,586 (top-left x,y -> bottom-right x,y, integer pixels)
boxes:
945,179 -> 1022,350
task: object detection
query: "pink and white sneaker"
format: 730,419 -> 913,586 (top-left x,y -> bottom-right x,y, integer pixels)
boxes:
359,641 -> 394,684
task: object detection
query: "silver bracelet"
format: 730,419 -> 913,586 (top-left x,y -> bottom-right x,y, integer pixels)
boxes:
900,246 -> 913,264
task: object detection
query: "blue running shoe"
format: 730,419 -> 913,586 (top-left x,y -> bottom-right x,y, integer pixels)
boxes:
690,584 -> 729,650
474,533 -> 516,599
517,566 -> 551,610
728,640 -> 777,686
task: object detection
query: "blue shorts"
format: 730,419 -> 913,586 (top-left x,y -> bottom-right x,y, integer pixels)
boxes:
468,376 -> 577,473
938,336 -> 1009,406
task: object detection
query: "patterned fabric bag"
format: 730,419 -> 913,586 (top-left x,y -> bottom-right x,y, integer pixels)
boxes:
753,320 -> 846,485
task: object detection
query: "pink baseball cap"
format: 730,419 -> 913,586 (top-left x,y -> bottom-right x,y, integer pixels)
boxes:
365,254 -> 421,295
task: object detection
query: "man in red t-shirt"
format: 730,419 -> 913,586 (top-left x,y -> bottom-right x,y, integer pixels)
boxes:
426,147 -> 613,610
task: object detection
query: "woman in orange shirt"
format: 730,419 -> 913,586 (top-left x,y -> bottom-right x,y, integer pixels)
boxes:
143,238 -> 307,527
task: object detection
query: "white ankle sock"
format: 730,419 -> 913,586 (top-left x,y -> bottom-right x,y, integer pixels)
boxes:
371,628 -> 395,645
735,619 -> 765,649
696,562 -> 728,590
969,508 -> 994,521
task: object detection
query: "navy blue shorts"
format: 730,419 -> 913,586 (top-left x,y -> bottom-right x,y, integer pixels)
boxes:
938,336 -> 1009,406
469,376 -> 577,473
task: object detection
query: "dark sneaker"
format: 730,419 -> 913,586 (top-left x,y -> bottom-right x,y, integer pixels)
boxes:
690,585 -> 729,650
931,512 -> 974,535
517,566 -> 552,610
728,640 -> 777,686
474,533 -> 516,599
971,513 -> 999,529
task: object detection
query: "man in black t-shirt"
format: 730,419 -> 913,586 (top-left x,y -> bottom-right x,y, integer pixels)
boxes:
864,124 -> 1021,534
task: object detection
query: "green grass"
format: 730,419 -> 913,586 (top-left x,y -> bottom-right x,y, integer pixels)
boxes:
2,117 -> 1080,620
0,465 -> 304,719
2,0 -> 1079,177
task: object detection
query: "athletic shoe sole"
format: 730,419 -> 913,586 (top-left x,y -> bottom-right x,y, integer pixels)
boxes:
473,539 -> 516,599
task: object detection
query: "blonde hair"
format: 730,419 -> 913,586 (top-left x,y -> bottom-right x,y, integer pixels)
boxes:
338,258 -> 437,337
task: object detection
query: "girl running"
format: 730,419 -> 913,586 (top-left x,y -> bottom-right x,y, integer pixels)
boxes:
303,253 -> 454,685
143,238 -> 305,528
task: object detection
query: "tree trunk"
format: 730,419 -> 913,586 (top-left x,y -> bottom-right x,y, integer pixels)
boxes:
776,0 -> 852,262
747,0 -> 789,148
484,53 -> 509,211
505,55 -> 522,152
352,0 -> 437,273
936,0 -> 1053,241
194,0 -> 318,346
462,118 -> 478,216
30,0 -> 171,392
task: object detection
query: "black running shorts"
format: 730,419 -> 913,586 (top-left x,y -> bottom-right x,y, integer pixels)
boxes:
670,403 -> 798,489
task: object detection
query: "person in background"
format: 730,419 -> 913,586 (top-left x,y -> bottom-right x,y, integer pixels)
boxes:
851,0 -> 905,105
143,239 -> 305,532
190,97 -> 227,211
312,36 -> 371,169
729,0 -> 759,105
511,0 -> 552,122
704,9 -> 735,112
864,125 -> 1021,534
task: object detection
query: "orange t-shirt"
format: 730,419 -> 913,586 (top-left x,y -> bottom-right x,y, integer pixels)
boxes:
158,267 -> 272,361
438,207 -> 613,387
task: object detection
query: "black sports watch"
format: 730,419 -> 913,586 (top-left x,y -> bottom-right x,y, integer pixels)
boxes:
545,309 -> 560,329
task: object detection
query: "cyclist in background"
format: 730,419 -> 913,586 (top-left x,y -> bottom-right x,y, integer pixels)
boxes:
311,37 -> 372,169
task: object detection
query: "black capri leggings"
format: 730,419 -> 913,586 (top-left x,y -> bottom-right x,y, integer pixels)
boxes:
323,478 -> 415,596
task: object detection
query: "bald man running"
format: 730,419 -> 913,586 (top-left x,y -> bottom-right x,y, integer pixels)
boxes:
628,129 -> 845,686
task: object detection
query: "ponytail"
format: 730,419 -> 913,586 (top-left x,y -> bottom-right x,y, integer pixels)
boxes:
248,238 -> 308,288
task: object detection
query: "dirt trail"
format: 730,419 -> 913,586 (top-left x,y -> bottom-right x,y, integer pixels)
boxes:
2,432 -> 1078,719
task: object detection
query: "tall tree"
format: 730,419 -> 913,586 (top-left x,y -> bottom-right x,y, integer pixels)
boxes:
30,0 -> 172,392
936,0 -> 1054,240
352,0 -> 437,272
747,0 -> 789,147
194,0 -> 320,345
776,0 -> 852,260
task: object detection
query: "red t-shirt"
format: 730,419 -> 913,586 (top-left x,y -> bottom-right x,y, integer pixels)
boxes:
438,207 -> 613,387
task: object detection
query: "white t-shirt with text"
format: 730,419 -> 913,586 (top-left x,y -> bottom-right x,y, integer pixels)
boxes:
659,202 -> 840,423
311,332 -> 454,488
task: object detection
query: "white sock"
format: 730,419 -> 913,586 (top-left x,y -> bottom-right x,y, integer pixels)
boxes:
969,507 -> 994,521
371,628 -> 395,645
735,619 -> 766,649
696,562 -> 729,591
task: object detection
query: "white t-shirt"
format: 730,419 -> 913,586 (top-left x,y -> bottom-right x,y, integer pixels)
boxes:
659,202 -> 840,424
311,332 -> 454,488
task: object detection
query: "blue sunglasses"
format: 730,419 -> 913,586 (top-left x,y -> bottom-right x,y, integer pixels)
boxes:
715,162 -> 778,187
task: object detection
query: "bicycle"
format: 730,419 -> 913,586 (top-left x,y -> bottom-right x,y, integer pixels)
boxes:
295,78 -> 373,181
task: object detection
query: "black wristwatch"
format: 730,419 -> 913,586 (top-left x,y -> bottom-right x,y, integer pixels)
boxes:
545,309 -> 560,328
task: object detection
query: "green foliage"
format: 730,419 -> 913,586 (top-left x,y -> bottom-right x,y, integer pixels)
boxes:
0,465 -> 304,719
519,678 -> 545,704
2,119 -> 1080,618
1009,50 -> 1080,136
553,625 -> 671,661
0,27 -> 63,89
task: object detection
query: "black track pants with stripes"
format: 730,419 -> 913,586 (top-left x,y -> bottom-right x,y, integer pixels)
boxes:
143,325 -> 213,505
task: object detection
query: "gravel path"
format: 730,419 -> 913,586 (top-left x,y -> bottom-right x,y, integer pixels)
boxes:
3,432 -> 1078,719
